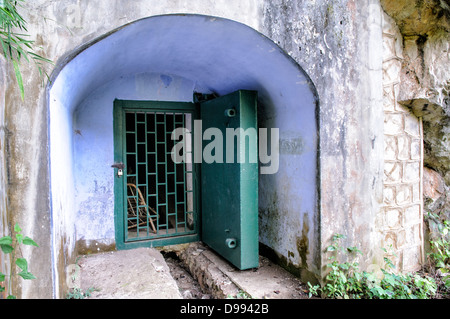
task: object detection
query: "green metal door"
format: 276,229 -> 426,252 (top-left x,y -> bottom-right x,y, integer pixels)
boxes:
113,100 -> 199,249
200,90 -> 259,270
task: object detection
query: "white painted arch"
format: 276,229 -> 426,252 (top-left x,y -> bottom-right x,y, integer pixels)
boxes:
48,14 -> 319,288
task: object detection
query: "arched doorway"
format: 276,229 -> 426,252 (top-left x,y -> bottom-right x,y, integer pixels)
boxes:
48,14 -> 319,283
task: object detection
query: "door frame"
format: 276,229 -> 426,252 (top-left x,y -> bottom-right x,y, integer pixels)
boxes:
113,99 -> 200,249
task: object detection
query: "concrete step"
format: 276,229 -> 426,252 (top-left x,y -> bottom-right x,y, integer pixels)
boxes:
76,247 -> 182,299
172,242 -> 309,299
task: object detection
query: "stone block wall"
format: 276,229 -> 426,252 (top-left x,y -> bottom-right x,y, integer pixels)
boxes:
381,12 -> 424,272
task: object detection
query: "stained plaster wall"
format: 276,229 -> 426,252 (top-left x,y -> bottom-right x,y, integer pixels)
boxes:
2,0 -> 391,298
263,0 -> 385,276
0,57 -> 9,299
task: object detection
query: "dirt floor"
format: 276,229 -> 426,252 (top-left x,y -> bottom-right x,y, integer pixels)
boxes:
163,251 -> 214,299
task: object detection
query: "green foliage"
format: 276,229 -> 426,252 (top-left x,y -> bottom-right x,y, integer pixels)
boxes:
0,223 -> 39,298
426,213 -> 450,295
367,271 -> 437,299
307,234 -> 438,299
0,0 -> 52,100
227,290 -> 253,299
318,234 -> 363,299
66,287 -> 96,300
65,257 -> 98,299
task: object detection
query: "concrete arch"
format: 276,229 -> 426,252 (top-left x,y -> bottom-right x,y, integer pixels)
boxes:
48,14 -> 319,293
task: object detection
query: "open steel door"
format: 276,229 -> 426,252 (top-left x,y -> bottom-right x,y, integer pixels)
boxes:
200,90 -> 259,270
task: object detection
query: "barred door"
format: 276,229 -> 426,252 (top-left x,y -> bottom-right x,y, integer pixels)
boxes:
113,100 -> 199,248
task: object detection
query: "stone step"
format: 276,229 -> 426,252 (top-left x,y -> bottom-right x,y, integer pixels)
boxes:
173,242 -> 309,299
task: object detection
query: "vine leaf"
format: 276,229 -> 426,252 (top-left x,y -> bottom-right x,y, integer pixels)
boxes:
16,258 -> 36,280
23,236 -> 39,247
0,236 -> 13,253
0,236 -> 12,245
18,270 -> 36,280
16,257 -> 28,271
14,223 -> 22,233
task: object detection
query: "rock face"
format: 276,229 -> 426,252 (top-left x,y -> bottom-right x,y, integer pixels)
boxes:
423,167 -> 450,219
380,0 -> 450,36
381,0 -> 450,218
397,32 -> 450,185
424,167 -> 446,201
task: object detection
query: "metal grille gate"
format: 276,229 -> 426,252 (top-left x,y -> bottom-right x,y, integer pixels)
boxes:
124,109 -> 196,243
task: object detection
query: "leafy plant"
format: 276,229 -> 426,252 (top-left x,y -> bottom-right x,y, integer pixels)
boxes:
0,0 -> 52,100
227,290 -> 252,299
0,223 -> 39,298
307,234 -> 438,299
66,287 -> 96,299
320,234 -> 363,298
65,257 -> 98,299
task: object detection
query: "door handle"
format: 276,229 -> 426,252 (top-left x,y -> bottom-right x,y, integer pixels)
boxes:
111,162 -> 124,177
111,162 -> 125,169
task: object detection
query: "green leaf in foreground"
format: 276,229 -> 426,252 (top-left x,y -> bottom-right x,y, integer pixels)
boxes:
0,243 -> 13,254
16,257 -> 28,271
14,223 -> 22,233
23,236 -> 39,247
0,236 -> 12,245
18,270 -> 36,280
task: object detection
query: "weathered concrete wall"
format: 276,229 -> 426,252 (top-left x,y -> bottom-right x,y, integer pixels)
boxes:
2,0 -> 396,298
3,17 -> 53,298
262,0 -> 385,276
0,57 -> 9,299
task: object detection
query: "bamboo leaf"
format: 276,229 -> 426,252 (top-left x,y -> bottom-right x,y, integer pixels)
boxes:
28,51 -> 53,64
12,59 -> 24,100
0,36 -> 10,57
1,0 -> 52,99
